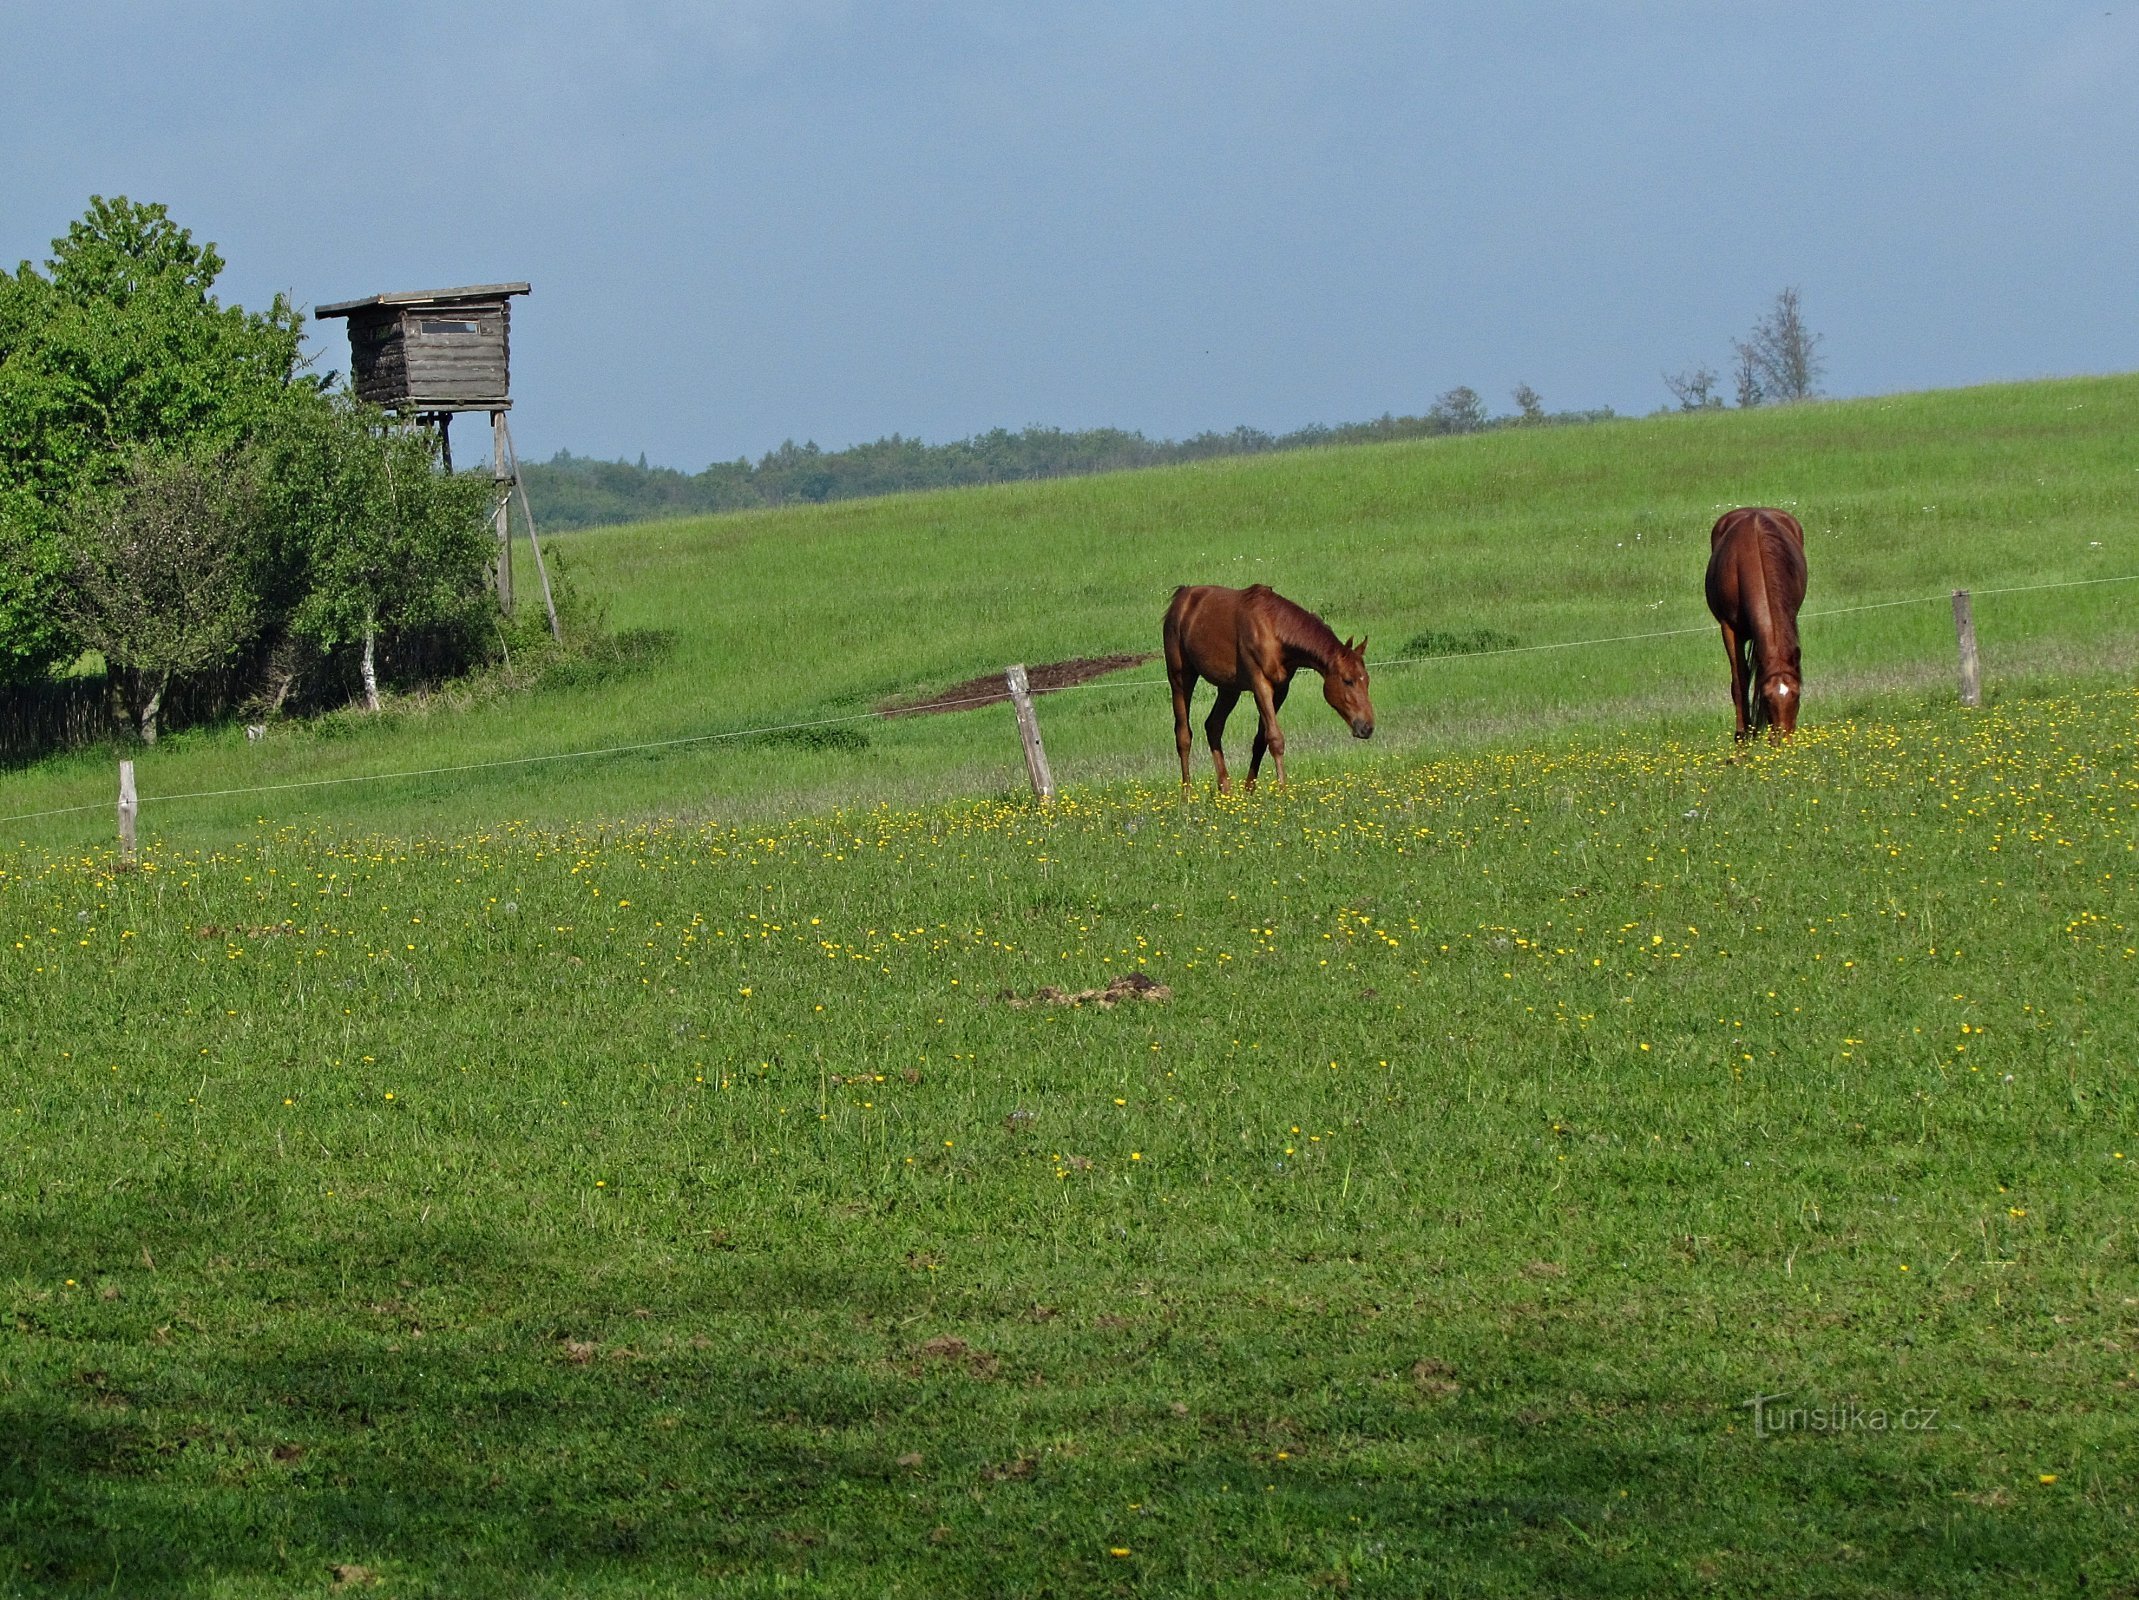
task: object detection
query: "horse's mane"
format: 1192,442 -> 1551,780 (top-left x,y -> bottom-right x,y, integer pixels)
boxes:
1244,584 -> 1347,664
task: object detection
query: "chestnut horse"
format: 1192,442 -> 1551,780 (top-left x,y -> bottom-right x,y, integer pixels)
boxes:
1704,506 -> 1807,740
1163,584 -> 1373,791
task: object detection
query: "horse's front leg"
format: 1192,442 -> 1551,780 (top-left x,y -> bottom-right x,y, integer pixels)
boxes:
1247,679 -> 1290,789
1204,688 -> 1240,793
1247,679 -> 1287,789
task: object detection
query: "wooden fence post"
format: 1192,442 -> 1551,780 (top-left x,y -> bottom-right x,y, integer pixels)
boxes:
1952,589 -> 1981,708
117,759 -> 137,865
1004,664 -> 1056,803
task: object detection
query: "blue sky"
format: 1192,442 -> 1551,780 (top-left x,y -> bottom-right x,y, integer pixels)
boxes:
5,2 -> 2135,467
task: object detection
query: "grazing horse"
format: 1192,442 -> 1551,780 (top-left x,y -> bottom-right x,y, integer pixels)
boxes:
1163,583 -> 1373,792
1704,506 -> 1807,740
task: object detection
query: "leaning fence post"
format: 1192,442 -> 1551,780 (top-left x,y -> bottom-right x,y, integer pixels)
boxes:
1952,589 -> 1982,708
1004,664 -> 1056,803
117,759 -> 137,865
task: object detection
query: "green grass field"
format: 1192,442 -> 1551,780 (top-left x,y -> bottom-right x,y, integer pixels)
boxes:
3,377 -> 2138,1596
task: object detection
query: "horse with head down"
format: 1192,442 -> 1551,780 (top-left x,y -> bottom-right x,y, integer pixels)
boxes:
1163,583 -> 1373,792
1704,506 -> 1808,740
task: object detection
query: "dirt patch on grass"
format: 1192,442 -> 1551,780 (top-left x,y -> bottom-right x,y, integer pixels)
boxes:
878,653 -> 1156,718
996,973 -> 1173,1009
912,1336 -> 1002,1380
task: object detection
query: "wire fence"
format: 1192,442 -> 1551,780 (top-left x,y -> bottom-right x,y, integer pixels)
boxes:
4,569 -> 2135,830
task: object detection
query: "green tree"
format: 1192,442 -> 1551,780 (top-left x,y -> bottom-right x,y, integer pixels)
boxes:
58,450 -> 259,743
1428,386 -> 1488,434
254,400 -> 496,711
0,196 -> 307,685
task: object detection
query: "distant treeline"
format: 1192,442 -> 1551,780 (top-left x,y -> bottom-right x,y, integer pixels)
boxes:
522,394 -> 1615,532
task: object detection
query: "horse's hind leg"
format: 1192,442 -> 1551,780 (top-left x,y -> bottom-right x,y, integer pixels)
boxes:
1205,688 -> 1240,793
1170,673 -> 1196,791
1247,679 -> 1290,790
1719,624 -> 1751,741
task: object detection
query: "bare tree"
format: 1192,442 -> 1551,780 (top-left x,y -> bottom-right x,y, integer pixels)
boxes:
1737,286 -> 1823,403
1731,344 -> 1766,409
59,452 -> 259,743
1662,366 -> 1724,411
1511,383 -> 1547,424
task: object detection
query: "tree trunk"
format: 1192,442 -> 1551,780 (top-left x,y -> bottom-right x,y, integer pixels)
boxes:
137,671 -> 165,746
262,629 -> 300,717
110,667 -> 163,745
360,619 -> 381,712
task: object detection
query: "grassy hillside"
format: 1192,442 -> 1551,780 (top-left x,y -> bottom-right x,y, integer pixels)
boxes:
4,374 -> 2137,850
4,377 -> 2136,1593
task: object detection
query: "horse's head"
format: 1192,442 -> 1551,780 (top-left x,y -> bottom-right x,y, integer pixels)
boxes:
1325,636 -> 1375,739
1756,670 -> 1801,738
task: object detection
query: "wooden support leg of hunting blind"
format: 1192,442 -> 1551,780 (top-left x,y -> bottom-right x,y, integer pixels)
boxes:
117,759 -> 137,865
1952,589 -> 1982,708
1005,664 -> 1056,803
491,410 -> 514,613
517,476 -> 562,642
497,416 -> 561,642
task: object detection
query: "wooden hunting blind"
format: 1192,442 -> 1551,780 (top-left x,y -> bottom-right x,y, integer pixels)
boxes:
313,281 -> 557,637
313,282 -> 528,412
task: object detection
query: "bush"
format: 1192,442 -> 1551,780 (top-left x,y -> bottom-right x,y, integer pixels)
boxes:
1401,626 -> 1520,658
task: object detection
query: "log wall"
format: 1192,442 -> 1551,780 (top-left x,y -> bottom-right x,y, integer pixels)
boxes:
346,304 -> 512,408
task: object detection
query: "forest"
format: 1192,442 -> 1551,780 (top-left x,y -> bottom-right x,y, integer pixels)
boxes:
523,390 -> 1616,530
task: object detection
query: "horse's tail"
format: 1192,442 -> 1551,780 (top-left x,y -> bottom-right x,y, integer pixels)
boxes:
1743,511 -> 1803,672
1743,522 -> 1778,643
